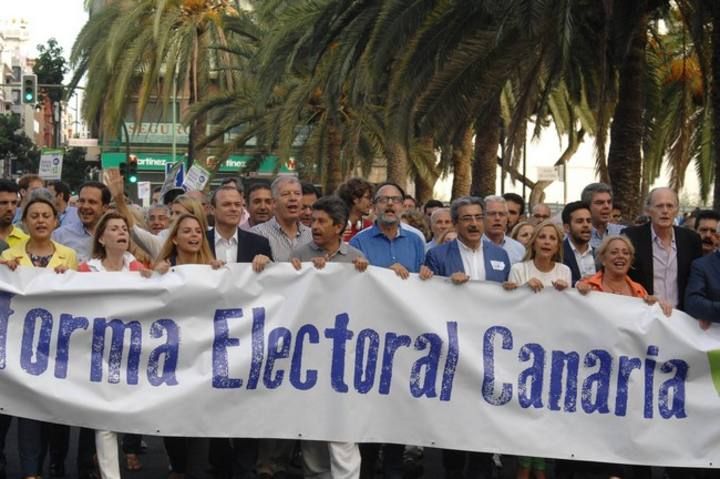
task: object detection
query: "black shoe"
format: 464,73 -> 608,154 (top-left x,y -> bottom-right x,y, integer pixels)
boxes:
50,462 -> 65,477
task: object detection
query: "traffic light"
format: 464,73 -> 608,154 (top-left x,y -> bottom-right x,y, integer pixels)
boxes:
127,155 -> 138,184
21,74 -> 37,104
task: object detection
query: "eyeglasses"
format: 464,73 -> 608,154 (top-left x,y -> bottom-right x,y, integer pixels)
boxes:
375,196 -> 403,205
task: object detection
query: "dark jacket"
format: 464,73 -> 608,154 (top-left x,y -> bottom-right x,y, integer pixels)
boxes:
685,252 -> 720,322
562,238 -> 595,286
207,228 -> 273,262
621,223 -> 702,310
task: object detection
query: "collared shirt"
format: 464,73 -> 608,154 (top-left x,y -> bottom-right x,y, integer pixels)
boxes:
457,239 -> 486,280
291,241 -> 364,264
5,226 -> 28,249
482,233 -> 525,264
349,223 -> 425,272
568,239 -> 596,278
425,238 -> 439,253
59,206 -> 81,228
250,217 -> 312,262
214,228 -> 239,263
652,225 -> 679,307
590,223 -> 624,249
52,220 -> 93,262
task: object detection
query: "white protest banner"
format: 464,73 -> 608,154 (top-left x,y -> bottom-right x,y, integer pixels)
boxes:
182,163 -> 210,191
38,149 -> 63,180
159,161 -> 185,198
0,264 -> 718,468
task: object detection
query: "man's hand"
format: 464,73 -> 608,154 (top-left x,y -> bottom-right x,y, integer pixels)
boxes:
352,257 -> 368,272
699,319 -> 712,331
154,260 -> 171,275
449,272 -> 469,285
389,263 -> 409,279
209,259 -> 226,270
290,258 -> 302,271
252,254 -> 271,273
311,257 -> 327,270
418,265 -> 433,280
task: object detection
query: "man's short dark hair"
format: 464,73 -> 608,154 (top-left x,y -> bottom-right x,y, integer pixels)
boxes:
79,181 -> 111,205
301,182 -> 321,198
562,201 -> 591,225
0,179 -> 19,195
210,185 -> 243,207
48,181 -> 71,202
423,199 -> 443,213
403,195 -> 417,205
373,182 -> 406,202
221,177 -> 244,193
336,178 -> 373,208
18,174 -> 43,191
246,182 -> 272,201
694,209 -> 720,231
312,195 -> 349,234
502,193 -> 525,215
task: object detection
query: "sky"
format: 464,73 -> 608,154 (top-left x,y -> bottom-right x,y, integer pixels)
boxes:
0,0 -> 707,207
3,0 -> 87,59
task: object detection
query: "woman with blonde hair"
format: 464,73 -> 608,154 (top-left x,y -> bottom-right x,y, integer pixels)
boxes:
504,219 -> 571,293
511,221 -> 535,247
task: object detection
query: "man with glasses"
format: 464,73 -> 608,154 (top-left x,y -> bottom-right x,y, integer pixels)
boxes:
481,195 -> 526,264
349,182 -> 431,279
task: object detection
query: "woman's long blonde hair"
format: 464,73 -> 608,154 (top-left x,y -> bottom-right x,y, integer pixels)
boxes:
522,219 -> 564,263
157,214 -> 214,265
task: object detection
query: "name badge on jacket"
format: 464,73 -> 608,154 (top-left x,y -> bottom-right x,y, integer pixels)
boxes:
490,260 -> 506,271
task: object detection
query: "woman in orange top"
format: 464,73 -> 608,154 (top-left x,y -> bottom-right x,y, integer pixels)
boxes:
577,235 -> 672,315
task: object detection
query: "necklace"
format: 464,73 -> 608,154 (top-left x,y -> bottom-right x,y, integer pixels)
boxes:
602,277 -> 630,295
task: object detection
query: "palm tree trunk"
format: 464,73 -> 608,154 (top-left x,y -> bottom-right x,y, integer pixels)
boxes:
387,142 -> 408,188
325,120 -> 343,194
471,97 -> 501,198
414,135 -> 438,204
451,126 -> 473,199
188,30 -> 209,169
607,13 -> 649,220
713,3 -> 720,208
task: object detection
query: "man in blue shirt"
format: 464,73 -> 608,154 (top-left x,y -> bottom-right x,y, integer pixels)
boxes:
350,182 -> 432,279
53,181 -> 110,262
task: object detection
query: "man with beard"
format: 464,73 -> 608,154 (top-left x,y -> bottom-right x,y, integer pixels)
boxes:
240,183 -> 273,231
0,179 -> 27,251
349,182 -> 430,279
693,209 -> 720,256
503,192 -> 525,233
300,182 -> 320,228
53,181 -> 110,262
481,195 -> 525,264
336,177 -> 374,242
561,201 -> 596,286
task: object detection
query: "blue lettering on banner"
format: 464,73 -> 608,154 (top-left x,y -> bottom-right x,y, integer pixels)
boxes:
0,292 -> 15,370
21,308 -> 53,376
212,308 -> 243,389
290,325 -> 319,390
91,318 -> 142,384
55,314 -> 89,379
147,319 -> 179,386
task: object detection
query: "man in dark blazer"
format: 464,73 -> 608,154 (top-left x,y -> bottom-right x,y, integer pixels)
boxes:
686,248 -> 720,325
622,187 -> 702,311
561,201 -> 596,286
425,196 -> 511,283
207,185 -> 273,264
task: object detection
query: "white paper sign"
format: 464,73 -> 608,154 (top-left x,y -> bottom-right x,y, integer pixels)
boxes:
38,149 -> 63,180
182,164 -> 211,191
137,181 -> 151,207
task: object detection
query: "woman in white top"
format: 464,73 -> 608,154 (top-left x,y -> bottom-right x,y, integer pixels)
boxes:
504,220 -> 571,292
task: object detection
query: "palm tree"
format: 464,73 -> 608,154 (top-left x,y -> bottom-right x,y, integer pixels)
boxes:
69,0 -> 246,168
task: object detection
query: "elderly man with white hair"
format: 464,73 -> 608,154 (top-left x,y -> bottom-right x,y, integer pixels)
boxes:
481,195 -> 526,264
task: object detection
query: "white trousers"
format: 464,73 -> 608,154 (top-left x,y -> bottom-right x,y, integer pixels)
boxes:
301,441 -> 361,479
95,430 -> 121,479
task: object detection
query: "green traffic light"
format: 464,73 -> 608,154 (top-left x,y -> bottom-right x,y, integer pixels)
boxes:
129,176 -> 138,184
24,92 -> 34,102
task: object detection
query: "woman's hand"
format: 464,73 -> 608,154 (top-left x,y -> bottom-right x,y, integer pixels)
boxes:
502,281 -> 518,291
575,282 -> 592,296
552,279 -> 568,291
54,265 -> 69,274
154,260 -> 171,275
209,259 -> 226,270
526,278 -> 544,293
0,258 -> 20,271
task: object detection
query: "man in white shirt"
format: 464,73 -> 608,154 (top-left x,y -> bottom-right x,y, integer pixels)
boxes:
561,201 -> 596,286
481,195 -> 526,264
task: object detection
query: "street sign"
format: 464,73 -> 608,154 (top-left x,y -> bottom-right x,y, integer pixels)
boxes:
68,138 -> 99,147
536,166 -> 558,182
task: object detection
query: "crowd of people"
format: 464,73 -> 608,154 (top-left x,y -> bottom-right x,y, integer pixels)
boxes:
0,170 -> 717,479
